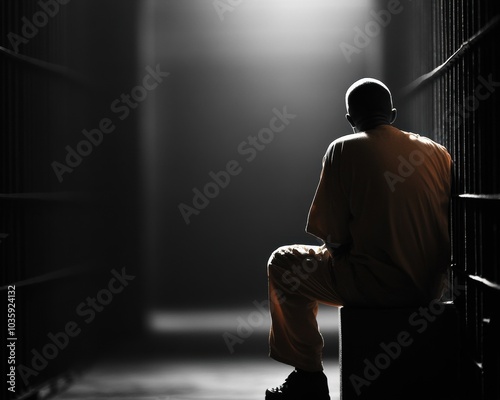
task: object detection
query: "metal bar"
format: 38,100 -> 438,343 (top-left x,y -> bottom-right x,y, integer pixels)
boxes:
468,274 -> 500,292
403,14 -> 500,96
458,194 -> 500,201
0,263 -> 96,292
0,45 -> 90,86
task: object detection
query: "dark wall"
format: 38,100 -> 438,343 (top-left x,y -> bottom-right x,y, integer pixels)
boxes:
1,1 -> 142,396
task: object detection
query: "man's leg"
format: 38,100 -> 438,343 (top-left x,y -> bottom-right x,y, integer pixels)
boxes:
268,244 -> 343,371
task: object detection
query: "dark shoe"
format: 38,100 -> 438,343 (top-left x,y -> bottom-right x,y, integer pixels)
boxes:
265,369 -> 330,400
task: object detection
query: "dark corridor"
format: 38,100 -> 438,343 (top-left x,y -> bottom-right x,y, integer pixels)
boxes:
1,1 -> 499,399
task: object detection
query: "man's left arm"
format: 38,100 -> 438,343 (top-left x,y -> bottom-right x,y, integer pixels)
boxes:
305,140 -> 352,252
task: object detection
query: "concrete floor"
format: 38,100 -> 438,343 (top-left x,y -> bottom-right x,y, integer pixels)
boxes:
52,358 -> 340,400
51,307 -> 340,400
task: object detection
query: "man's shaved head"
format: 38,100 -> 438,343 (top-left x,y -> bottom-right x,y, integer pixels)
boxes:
345,78 -> 395,131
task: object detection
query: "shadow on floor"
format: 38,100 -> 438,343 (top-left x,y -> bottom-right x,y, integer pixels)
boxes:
52,356 -> 340,400
51,332 -> 339,398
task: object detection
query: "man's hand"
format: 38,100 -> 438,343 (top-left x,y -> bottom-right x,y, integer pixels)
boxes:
272,245 -> 330,267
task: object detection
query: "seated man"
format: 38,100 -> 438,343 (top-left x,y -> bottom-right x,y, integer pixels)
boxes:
265,78 -> 452,399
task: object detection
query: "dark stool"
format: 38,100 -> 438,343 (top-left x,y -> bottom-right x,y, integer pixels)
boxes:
339,302 -> 459,400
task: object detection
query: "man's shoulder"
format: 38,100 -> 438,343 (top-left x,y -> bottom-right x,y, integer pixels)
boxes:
324,129 -> 452,167
326,132 -> 368,153
333,132 -> 369,144
404,131 -> 452,158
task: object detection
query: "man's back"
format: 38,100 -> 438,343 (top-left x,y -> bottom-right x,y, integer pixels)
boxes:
306,125 -> 452,306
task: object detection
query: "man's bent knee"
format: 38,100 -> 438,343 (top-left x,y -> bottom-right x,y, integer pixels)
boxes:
267,245 -> 295,273
267,245 -> 311,294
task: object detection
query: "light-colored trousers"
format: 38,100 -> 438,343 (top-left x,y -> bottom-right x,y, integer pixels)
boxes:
267,244 -> 343,372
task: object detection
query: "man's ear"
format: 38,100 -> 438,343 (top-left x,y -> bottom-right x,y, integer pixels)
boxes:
390,108 -> 397,124
346,113 -> 356,127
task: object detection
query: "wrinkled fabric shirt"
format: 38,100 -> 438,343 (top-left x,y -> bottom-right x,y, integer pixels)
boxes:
306,125 -> 452,306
